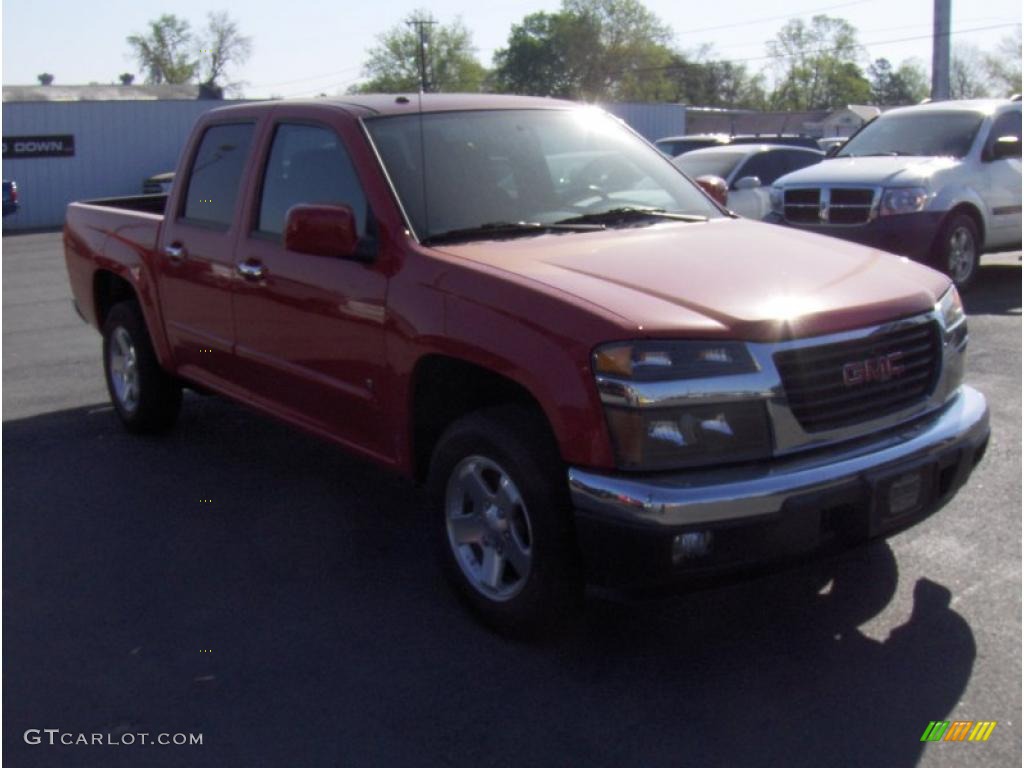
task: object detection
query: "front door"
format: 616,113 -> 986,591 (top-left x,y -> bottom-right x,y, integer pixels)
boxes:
231,119 -> 391,462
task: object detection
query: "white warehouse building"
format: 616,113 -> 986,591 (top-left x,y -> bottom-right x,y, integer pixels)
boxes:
1,86 -> 687,231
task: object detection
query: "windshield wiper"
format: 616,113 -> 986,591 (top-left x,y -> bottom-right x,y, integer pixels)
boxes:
422,220 -> 605,245
555,207 -> 709,227
844,151 -> 911,157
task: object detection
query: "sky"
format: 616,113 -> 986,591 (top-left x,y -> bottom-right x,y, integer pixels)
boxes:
2,0 -> 1021,99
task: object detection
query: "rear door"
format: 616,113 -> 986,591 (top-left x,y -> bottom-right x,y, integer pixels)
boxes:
157,120 -> 258,384
230,114 -> 391,461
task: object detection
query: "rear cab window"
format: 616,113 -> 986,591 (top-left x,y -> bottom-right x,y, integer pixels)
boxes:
182,122 -> 255,227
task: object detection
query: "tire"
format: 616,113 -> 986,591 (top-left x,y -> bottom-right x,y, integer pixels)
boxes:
932,213 -> 980,292
428,405 -> 582,636
102,300 -> 181,433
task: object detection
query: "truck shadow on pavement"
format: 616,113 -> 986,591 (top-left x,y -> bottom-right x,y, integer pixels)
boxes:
3,396 -> 975,767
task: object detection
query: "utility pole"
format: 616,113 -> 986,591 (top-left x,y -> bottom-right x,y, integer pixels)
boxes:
406,18 -> 437,93
931,0 -> 951,101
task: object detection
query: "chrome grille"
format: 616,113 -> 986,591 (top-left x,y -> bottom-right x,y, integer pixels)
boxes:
774,321 -> 941,432
783,188 -> 820,223
783,187 -> 877,225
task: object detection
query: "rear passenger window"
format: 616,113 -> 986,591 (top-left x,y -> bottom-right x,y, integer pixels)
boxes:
257,123 -> 367,237
183,123 -> 254,227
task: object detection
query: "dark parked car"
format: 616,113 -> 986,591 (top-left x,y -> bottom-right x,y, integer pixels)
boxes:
3,180 -> 20,216
656,134 -> 821,157
674,144 -> 824,219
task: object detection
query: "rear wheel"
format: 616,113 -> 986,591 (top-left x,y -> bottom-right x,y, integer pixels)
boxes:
102,300 -> 181,433
429,406 -> 582,635
933,213 -> 980,292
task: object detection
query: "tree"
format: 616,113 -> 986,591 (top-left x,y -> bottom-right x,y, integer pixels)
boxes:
492,0 -> 675,101
37,73 -> 54,86
950,45 -> 991,99
768,15 -> 871,110
868,57 -> 928,105
491,11 -> 603,98
655,47 -> 767,108
985,30 -> 1022,96
127,14 -> 197,84
118,72 -> 135,86
197,11 -> 252,96
352,11 -> 486,93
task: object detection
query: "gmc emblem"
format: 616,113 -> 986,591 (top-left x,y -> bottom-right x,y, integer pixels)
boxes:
842,352 -> 905,386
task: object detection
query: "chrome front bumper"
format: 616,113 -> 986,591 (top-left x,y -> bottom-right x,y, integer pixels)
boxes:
569,385 -> 989,530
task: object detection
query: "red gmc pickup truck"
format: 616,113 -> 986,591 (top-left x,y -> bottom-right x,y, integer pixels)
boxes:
64,95 -> 989,632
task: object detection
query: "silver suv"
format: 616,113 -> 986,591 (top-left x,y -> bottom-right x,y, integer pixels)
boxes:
767,99 -> 1022,290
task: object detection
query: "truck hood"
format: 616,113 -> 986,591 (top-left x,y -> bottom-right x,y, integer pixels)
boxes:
778,155 -> 958,188
434,218 -> 950,342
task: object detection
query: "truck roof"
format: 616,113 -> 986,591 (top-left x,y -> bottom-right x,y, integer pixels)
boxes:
205,93 -> 580,120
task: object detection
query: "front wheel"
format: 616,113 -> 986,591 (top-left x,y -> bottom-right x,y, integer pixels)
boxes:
102,300 -> 181,433
428,406 -> 582,635
933,213 -> 980,292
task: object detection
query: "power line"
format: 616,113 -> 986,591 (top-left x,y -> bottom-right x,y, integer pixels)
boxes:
654,20 -> 1021,71
249,64 -> 365,90
674,0 -> 875,36
697,16 -> 1020,54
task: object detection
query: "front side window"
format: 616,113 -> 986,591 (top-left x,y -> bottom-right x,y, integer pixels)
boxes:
838,112 -> 984,158
366,109 -> 722,241
257,123 -> 367,237
183,123 -> 254,227
986,110 -> 1022,152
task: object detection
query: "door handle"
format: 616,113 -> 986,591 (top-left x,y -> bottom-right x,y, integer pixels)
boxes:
164,243 -> 187,263
237,260 -> 267,281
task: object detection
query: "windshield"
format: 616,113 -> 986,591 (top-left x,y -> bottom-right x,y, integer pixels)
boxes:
837,112 -> 984,158
365,109 -> 722,241
674,151 -> 746,181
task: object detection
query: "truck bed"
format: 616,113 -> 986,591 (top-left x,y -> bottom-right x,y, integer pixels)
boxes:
63,197 -> 166,330
81,193 -> 168,216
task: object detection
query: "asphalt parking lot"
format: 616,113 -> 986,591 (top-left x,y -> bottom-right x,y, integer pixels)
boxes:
2,231 -> 1021,767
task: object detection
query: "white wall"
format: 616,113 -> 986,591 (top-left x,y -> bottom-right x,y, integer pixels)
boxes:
1,100 -> 252,230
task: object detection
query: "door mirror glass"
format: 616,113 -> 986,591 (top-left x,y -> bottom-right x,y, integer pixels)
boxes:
284,204 -> 359,258
733,175 -> 762,190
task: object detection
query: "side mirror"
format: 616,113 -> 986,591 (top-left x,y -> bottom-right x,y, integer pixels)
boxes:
733,175 -> 762,191
695,174 -> 729,207
284,204 -> 360,259
992,135 -> 1021,160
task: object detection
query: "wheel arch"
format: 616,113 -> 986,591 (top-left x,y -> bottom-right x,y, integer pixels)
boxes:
409,354 -> 562,485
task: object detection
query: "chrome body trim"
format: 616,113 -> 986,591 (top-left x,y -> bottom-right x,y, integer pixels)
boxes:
596,309 -> 965,457
569,385 -> 988,528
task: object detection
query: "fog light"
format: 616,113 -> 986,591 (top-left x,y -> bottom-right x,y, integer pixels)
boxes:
672,531 -> 713,562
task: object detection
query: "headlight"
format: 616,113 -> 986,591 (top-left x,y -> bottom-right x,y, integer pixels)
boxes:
879,186 -> 929,217
604,402 -> 772,470
936,285 -> 967,356
769,186 -> 784,214
594,340 -> 757,381
594,341 -> 770,470
935,285 -> 965,330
